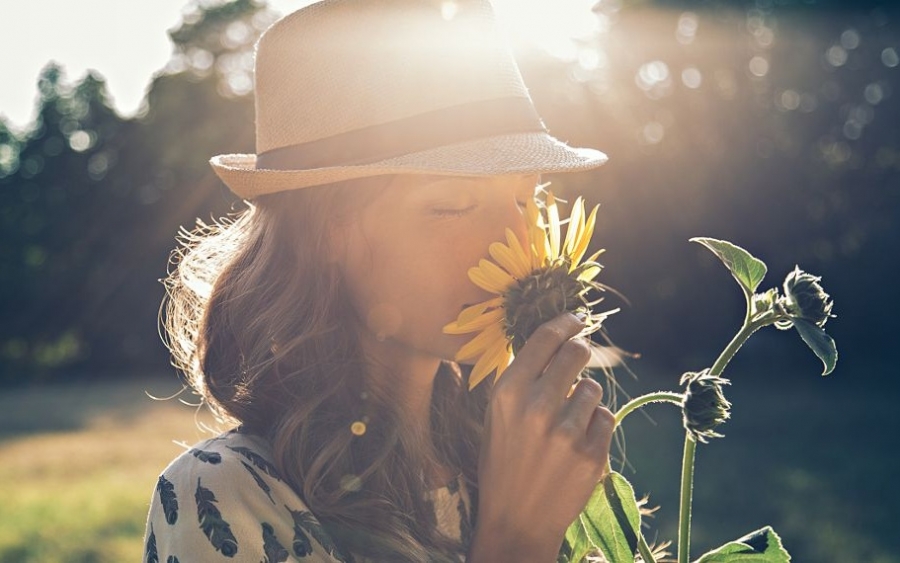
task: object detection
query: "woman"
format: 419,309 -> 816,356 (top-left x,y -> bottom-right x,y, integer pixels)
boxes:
145,1 -> 615,561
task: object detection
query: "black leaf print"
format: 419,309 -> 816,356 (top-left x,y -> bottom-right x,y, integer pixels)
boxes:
190,448 -> 222,464
445,475 -> 459,495
195,478 -> 239,558
287,507 -> 351,563
240,460 -> 276,504
166,557 -> 180,563
262,522 -> 290,563
226,446 -> 283,481
145,524 -> 159,563
156,475 -> 179,525
288,514 -> 313,557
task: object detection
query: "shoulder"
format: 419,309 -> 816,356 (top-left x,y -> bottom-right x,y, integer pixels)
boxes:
159,429 -> 284,496
145,428 -> 351,563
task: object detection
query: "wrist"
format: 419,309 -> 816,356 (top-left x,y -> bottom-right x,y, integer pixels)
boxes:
466,519 -> 563,563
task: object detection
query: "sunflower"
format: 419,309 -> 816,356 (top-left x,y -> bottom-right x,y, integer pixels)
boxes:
443,188 -> 615,390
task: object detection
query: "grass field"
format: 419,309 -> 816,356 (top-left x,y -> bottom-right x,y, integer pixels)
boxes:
0,365 -> 896,563
0,376 -> 221,563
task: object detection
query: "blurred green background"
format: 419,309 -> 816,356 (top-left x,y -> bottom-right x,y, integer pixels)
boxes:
1,0 -> 897,561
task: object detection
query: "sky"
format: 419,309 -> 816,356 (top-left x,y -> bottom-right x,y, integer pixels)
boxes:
0,0 -> 310,130
0,0 -> 599,132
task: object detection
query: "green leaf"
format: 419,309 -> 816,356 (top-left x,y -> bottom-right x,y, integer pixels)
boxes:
580,471 -> 643,563
564,514 -> 593,563
792,318 -> 838,375
695,526 -> 790,562
691,237 -> 768,294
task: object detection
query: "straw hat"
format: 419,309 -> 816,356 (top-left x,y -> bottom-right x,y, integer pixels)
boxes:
210,0 -> 607,199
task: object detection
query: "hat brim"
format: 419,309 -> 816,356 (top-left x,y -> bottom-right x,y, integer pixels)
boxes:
210,132 -> 607,199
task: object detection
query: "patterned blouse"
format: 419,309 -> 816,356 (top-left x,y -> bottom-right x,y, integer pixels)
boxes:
144,429 -> 473,562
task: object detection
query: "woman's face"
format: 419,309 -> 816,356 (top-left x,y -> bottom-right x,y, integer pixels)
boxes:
337,173 -> 538,369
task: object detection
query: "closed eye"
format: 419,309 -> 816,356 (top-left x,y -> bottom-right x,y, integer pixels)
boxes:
431,204 -> 477,217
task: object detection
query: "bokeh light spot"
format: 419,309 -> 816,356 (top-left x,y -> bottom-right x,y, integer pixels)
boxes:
840,29 -> 860,50
636,61 -> 672,98
88,152 -> 111,181
748,56 -> 769,77
681,67 -> 702,89
68,130 -> 94,152
225,21 -> 250,47
882,47 -> 899,68
779,89 -> 800,110
642,121 -> 665,144
864,83 -> 884,105
676,12 -> 698,45
350,421 -> 367,436
825,45 -> 848,67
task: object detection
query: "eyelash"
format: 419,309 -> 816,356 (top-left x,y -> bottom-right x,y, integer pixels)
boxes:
432,205 -> 477,217
432,199 -> 528,217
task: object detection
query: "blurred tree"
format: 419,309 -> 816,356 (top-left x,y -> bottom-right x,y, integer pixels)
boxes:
1,0 -> 897,385
0,0 -> 273,383
515,2 -> 900,371
0,64 -> 126,378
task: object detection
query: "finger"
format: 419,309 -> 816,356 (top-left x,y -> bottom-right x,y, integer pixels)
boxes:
538,336 -> 592,403
503,313 -> 585,386
587,405 -> 616,475
561,377 -> 605,431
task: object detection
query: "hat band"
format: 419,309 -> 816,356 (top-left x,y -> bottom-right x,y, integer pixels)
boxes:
256,97 -> 546,171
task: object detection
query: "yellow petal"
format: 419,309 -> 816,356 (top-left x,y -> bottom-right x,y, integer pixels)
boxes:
546,191 -> 561,260
577,265 -> 602,282
443,307 -> 504,334
492,349 -> 514,383
455,323 -> 505,362
525,198 -> 547,267
468,260 -> 515,294
563,196 -> 584,257
584,248 -> 605,264
469,339 -> 511,390
454,297 -> 502,326
489,242 -> 530,279
505,229 -> 532,275
571,204 -> 599,265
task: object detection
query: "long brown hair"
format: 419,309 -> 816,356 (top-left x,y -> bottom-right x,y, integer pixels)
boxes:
163,177 -> 489,561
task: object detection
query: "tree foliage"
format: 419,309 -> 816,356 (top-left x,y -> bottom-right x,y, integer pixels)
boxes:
1,0 -> 897,383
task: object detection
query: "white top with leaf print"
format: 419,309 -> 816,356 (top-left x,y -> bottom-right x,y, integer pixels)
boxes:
143,429 -> 472,563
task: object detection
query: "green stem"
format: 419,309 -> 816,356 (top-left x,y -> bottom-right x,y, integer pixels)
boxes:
614,392 -> 684,426
637,530 -> 658,563
677,436 -> 696,563
676,313 -> 779,563
709,315 -> 771,377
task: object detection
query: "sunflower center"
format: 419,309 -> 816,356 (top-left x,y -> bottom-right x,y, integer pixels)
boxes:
503,259 -> 590,354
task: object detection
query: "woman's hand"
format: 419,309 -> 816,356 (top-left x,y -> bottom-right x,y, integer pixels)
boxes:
467,313 -> 615,563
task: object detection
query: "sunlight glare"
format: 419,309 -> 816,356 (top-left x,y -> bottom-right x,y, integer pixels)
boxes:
491,0 -> 605,60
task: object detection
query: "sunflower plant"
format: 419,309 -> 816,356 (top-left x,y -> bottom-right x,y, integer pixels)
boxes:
444,191 -> 838,563
444,187 -> 616,389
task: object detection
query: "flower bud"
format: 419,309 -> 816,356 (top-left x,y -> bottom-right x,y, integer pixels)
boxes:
751,287 -> 778,318
781,266 -> 834,328
680,369 -> 731,443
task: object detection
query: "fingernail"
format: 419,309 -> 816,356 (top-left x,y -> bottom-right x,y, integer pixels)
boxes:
574,311 -> 588,323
